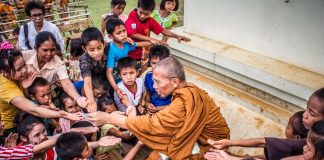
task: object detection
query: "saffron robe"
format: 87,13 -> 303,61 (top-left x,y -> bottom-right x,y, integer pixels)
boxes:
126,84 -> 230,159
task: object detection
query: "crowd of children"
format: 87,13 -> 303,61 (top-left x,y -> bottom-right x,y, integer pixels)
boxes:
1,0 -> 324,159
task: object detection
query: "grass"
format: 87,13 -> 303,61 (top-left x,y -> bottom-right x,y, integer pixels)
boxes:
84,0 -> 183,28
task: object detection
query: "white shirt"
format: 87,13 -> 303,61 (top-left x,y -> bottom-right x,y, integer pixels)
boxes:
114,78 -> 145,112
18,20 -> 64,51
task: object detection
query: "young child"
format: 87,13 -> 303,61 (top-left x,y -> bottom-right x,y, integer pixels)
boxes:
55,132 -> 121,160
144,45 -> 172,114
101,0 -> 128,38
207,87 -> 324,160
56,92 -> 82,134
28,77 -> 62,135
151,0 -> 179,43
66,38 -> 83,82
113,57 -> 145,115
0,112 -> 61,159
16,113 -> 55,160
105,17 -> 151,97
73,75 -> 110,102
125,0 -> 190,62
80,27 -> 108,112
206,110 -> 308,159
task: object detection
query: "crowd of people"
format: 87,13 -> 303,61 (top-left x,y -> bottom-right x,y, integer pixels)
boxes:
0,0 -> 324,159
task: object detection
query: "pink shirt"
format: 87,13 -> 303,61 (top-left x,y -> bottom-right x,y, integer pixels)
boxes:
0,144 -> 34,159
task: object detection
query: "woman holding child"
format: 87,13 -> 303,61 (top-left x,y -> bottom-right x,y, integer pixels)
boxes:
0,41 -> 82,139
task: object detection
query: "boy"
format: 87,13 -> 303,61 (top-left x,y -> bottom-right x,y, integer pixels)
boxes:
28,77 -> 61,135
79,27 -> 108,112
125,0 -> 190,61
114,57 -> 145,116
144,45 -> 172,114
105,17 -> 151,97
0,112 -> 61,159
55,132 -> 121,160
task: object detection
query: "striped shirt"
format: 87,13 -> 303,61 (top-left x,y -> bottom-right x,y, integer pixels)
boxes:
0,144 -> 34,159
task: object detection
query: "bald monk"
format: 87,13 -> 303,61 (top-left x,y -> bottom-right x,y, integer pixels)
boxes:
88,57 -> 230,159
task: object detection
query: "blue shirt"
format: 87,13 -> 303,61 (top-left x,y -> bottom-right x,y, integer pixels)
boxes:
106,42 -> 137,68
73,80 -> 84,95
144,72 -> 172,107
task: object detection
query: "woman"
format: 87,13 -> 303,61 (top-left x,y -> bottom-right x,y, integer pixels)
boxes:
23,31 -> 92,111
0,41 -> 82,139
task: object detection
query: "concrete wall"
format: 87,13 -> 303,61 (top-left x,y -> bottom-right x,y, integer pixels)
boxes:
184,0 -> 324,75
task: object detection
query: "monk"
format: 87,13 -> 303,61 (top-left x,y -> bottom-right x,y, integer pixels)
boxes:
88,57 -> 230,159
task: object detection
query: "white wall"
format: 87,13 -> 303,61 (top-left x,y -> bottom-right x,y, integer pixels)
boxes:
184,0 -> 324,75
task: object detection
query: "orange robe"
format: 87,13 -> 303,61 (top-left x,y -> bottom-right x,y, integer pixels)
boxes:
126,84 -> 230,160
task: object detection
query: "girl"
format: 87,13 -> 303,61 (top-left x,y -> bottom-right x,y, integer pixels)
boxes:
65,38 -> 83,82
151,0 -> 179,43
101,0 -> 128,39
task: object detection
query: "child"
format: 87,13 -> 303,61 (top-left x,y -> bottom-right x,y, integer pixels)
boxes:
151,0 -> 179,43
55,132 -> 121,160
105,17 -> 151,97
125,0 -> 190,61
16,113 -> 55,160
56,92 -> 82,134
80,27 -> 108,112
66,38 -> 83,82
73,75 -> 110,101
28,77 -> 62,135
113,57 -> 145,115
206,110 -> 308,159
144,45 -> 172,114
101,0 -> 128,37
0,112 -> 61,159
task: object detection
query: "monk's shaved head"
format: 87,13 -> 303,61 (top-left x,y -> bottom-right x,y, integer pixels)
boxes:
155,56 -> 186,81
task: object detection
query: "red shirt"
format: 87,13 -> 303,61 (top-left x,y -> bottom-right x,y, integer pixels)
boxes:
125,9 -> 164,59
0,144 -> 34,159
18,142 -> 55,160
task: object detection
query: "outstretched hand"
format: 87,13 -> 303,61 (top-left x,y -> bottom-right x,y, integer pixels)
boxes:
204,150 -> 234,160
87,111 -> 109,126
98,136 -> 121,147
207,139 -> 231,150
21,70 -> 37,89
61,111 -> 83,121
4,132 -> 18,148
176,35 -> 191,43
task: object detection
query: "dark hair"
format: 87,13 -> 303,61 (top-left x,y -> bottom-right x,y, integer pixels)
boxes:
71,121 -> 95,141
25,0 -> 45,17
311,87 -> 324,114
111,0 -> 126,7
116,57 -> 137,74
55,132 -> 88,160
309,120 -> 324,160
149,45 -> 170,61
98,97 -> 115,112
290,111 -> 308,139
137,0 -> 156,11
81,27 -> 104,47
34,31 -> 59,50
92,75 -> 110,91
28,77 -> 50,96
160,0 -> 179,11
70,38 -> 83,57
0,48 -> 23,77
58,92 -> 71,110
15,113 -> 44,137
105,17 -> 125,35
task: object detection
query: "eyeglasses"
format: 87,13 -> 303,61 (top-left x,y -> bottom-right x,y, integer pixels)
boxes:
31,13 -> 44,18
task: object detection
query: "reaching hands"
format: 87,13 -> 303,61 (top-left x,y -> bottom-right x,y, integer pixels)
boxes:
98,136 -> 122,147
21,70 -> 37,89
86,100 -> 97,113
205,150 -> 234,160
61,111 -> 83,121
125,37 -> 134,45
208,139 -> 231,150
88,111 -> 109,126
71,126 -> 99,134
76,96 -> 88,110
176,35 -> 191,43
4,132 -> 18,148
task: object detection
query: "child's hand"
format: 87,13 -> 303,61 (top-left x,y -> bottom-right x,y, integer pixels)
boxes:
176,35 -> 191,43
21,70 -> 37,89
70,126 -> 99,134
98,136 -> 121,147
125,37 -> 134,45
121,94 -> 131,107
4,132 -> 18,148
138,105 -> 146,114
48,100 -> 60,111
146,103 -> 157,113
126,105 -> 136,117
207,139 -> 231,150
85,100 -> 97,113
54,124 -> 62,133
204,150 -> 233,160
75,96 -> 88,109
94,153 -> 109,160
62,111 -> 83,121
149,38 -> 166,45
116,88 -> 125,99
